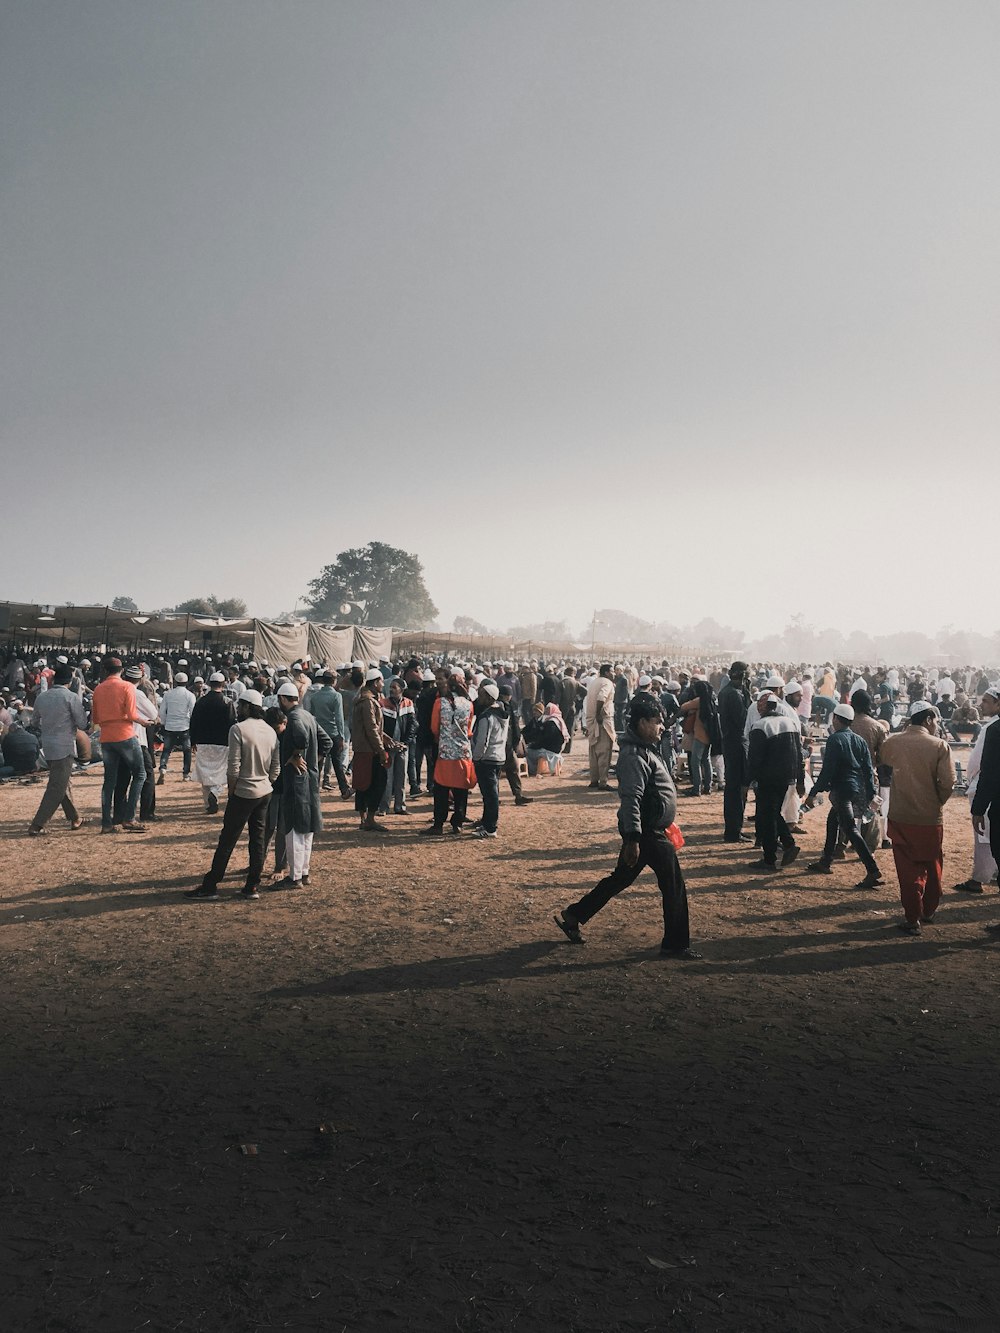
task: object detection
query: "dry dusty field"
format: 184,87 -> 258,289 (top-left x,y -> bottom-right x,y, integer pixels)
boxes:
1,747 -> 999,1333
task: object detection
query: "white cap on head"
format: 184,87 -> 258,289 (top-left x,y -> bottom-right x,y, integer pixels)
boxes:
56,655 -> 68,664
276,681 -> 299,699
765,674 -> 784,689
352,659 -> 364,670
209,671 -> 226,683
909,700 -> 939,718
175,673 -> 188,683
450,666 -> 466,680
241,689 -> 264,708
757,691 -> 778,705
784,679 -> 802,694
480,680 -> 500,700
638,674 -> 652,687
421,668 -> 435,681
832,703 -> 855,721
364,668 -> 383,682
666,680 -> 681,691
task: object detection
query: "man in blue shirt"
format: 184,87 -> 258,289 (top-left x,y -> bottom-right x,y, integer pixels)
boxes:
803,702 -> 883,889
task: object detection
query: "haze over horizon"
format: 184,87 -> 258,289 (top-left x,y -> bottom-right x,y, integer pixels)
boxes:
4,2 -> 998,639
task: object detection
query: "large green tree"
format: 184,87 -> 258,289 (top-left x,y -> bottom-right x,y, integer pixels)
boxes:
304,542 -> 438,628
175,595 -> 248,618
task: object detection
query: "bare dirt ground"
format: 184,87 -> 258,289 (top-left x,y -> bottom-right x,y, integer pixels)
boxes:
2,747 -> 999,1333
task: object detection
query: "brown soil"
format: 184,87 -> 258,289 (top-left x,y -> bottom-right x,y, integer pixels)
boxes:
2,752 -> 998,1332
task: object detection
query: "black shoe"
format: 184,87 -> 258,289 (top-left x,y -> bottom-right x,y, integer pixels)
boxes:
952,880 -> 984,894
241,886 -> 260,900
515,796 -> 533,806
831,848 -> 847,861
855,873 -> 884,890
807,861 -> 833,874
206,793 -> 219,815
301,874 -> 310,886
659,946 -> 703,960
588,781 -> 600,788
553,910 -> 583,943
880,838 -> 893,850
748,860 -> 779,873
265,877 -> 301,891
447,824 -> 463,835
781,845 -> 801,867
185,885 -> 219,900
419,825 -> 445,837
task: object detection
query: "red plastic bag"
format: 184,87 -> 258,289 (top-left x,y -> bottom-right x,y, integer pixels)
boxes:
666,822 -> 684,849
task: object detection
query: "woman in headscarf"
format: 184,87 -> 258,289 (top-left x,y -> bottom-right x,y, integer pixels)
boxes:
420,668 -> 476,835
523,702 -> 570,776
679,678 -> 722,796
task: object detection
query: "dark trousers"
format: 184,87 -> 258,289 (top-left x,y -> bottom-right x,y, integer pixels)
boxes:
821,794 -> 879,876
433,784 -> 468,830
722,745 -> 747,838
474,761 -> 501,832
160,729 -> 191,775
568,829 -> 690,951
754,783 -> 795,865
503,747 -> 523,798
265,791 -> 286,871
114,745 -> 155,822
414,738 -> 436,791
322,738 -> 350,795
202,793 -> 270,890
355,762 -> 388,817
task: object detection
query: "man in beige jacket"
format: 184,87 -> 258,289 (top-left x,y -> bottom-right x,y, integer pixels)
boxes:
880,702 -> 956,934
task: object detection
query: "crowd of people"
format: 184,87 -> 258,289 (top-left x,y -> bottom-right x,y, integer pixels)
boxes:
2,647 -> 998,945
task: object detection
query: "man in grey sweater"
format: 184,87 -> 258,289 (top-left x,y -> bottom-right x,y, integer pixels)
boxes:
553,695 -> 700,959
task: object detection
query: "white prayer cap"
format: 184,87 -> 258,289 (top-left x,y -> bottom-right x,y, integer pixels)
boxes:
765,674 -> 784,689
450,666 -> 466,680
638,674 -> 652,687
480,681 -> 500,700
276,681 -> 299,698
666,680 -> 681,692
364,668 -> 382,682
209,671 -> 226,683
241,689 -> 264,708
352,659 -> 364,669
909,701 -> 939,719
175,673 -> 188,683
421,669 -> 435,681
784,679 -> 802,694
832,703 -> 855,721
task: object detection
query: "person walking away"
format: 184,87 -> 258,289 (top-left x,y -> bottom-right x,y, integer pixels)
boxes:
880,702 -> 956,934
185,690 -> 280,901
746,692 -> 804,873
158,672 -> 195,782
304,669 -> 351,798
802,703 -> 883,888
190,672 -> 236,814
553,695 -> 700,959
27,662 -> 87,835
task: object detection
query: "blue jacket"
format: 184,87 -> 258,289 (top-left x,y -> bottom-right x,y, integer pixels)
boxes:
811,727 -> 876,802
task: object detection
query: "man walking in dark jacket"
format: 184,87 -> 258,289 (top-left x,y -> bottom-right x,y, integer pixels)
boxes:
553,695 -> 699,958
718,660 -> 752,843
746,692 -> 805,872
802,702 -> 883,888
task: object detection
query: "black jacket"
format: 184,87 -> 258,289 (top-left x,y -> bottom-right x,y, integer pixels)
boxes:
616,730 -> 677,838
971,720 -> 1000,818
718,682 -> 750,748
190,691 -> 236,747
747,712 -> 805,789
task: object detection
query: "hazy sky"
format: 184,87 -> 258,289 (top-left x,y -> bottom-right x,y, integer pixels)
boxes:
4,1 -> 998,639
